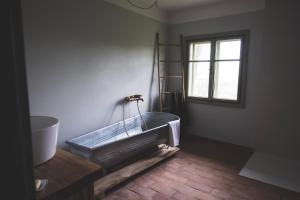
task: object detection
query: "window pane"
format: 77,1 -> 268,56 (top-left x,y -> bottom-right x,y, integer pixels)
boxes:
188,62 -> 210,98
213,61 -> 240,100
216,39 -> 241,60
189,42 -> 211,61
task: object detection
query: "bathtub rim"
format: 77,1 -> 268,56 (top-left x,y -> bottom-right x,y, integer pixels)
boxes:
66,112 -> 179,152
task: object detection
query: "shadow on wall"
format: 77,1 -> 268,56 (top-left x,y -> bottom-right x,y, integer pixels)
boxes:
104,98 -> 125,126
148,34 -> 159,112
104,35 -> 159,126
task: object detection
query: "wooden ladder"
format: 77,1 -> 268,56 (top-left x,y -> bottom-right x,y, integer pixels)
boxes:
156,33 -> 185,112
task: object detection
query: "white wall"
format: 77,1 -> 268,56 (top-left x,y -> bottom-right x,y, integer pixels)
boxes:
22,0 -> 166,147
22,0 -> 300,160
168,11 -> 265,147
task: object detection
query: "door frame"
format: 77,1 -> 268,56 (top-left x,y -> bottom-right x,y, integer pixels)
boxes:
5,0 -> 36,199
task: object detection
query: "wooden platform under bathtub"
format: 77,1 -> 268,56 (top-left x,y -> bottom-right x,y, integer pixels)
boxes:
94,145 -> 180,199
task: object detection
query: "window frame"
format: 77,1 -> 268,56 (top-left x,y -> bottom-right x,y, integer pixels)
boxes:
185,30 -> 249,107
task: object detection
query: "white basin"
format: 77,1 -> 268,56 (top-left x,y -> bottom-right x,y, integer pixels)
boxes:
30,116 -> 59,166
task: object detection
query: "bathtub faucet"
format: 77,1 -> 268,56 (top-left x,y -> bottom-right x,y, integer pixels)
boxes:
124,94 -> 144,102
122,94 -> 148,133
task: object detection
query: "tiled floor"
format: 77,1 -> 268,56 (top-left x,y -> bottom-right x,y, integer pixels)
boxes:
103,136 -> 300,200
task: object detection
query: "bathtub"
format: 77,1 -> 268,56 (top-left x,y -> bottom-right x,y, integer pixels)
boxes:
66,112 -> 180,170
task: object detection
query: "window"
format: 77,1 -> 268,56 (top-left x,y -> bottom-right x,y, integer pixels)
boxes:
186,31 -> 248,105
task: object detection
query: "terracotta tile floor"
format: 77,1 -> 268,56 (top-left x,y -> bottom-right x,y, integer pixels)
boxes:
103,136 -> 300,200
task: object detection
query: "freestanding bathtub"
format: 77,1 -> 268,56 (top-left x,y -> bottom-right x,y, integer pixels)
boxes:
66,112 -> 180,170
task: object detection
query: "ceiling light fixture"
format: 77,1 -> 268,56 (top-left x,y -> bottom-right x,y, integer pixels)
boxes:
127,0 -> 157,9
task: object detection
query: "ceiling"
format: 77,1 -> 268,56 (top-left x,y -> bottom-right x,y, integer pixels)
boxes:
105,0 -> 265,23
157,0 -> 227,11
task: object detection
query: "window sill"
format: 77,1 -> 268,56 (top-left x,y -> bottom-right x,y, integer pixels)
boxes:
186,97 -> 245,108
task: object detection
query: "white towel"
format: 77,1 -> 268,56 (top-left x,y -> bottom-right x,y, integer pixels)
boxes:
168,119 -> 180,147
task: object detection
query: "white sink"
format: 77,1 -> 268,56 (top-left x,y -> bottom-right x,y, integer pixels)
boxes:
30,116 -> 59,166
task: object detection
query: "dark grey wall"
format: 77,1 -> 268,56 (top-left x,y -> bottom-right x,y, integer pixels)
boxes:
22,0 -> 166,147
169,2 -> 300,161
168,11 -> 265,147
254,0 -> 300,160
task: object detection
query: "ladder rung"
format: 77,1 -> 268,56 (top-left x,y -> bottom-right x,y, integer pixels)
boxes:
160,76 -> 183,78
159,43 -> 180,47
160,91 -> 174,94
159,60 -> 181,63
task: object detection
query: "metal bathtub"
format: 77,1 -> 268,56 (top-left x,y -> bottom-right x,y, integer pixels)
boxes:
66,112 -> 180,170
